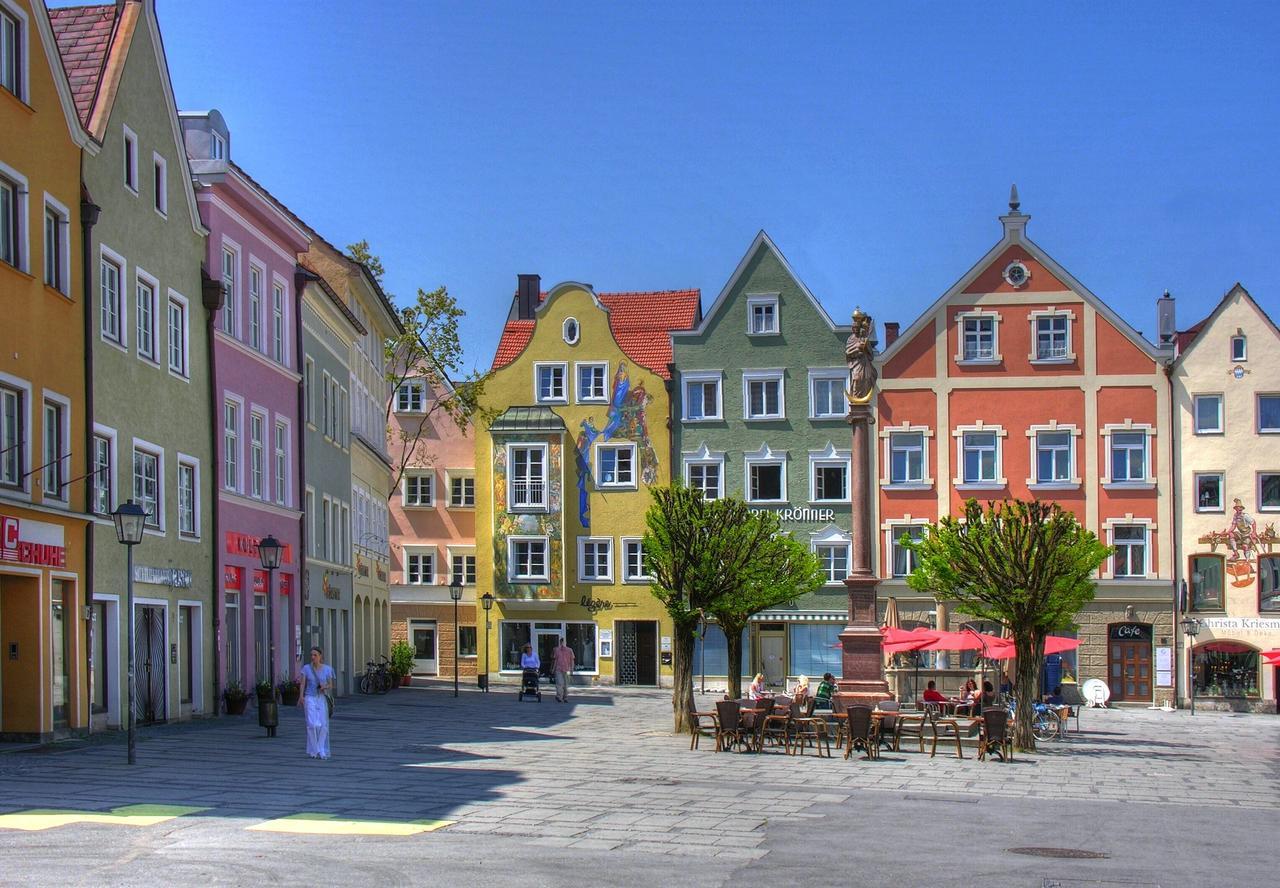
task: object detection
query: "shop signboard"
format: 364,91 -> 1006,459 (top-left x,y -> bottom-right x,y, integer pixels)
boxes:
0,515 -> 67,567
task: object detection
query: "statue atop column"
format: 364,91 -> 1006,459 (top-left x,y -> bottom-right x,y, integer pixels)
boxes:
845,308 -> 878,406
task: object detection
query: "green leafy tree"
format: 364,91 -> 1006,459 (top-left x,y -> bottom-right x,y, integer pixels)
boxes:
906,499 -> 1110,750
345,240 -> 489,498
643,485 -> 825,732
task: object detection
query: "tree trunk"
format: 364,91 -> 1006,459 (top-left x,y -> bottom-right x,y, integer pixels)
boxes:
1012,631 -> 1045,751
671,618 -> 698,734
725,623 -> 745,700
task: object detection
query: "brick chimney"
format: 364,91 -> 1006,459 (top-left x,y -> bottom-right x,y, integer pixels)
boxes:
884,322 -> 900,347
516,274 -> 540,320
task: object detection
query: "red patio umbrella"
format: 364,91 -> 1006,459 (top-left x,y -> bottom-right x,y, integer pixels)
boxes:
1256,648 -> 1278,665
986,635 -> 1082,660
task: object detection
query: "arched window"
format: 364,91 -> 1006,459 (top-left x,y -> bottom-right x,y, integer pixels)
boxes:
1260,556 -> 1280,612
1193,641 -> 1259,697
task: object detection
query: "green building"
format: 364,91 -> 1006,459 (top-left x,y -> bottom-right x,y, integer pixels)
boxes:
672,232 -> 851,689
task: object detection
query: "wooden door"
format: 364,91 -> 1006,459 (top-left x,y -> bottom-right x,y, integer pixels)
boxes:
1109,640 -> 1151,702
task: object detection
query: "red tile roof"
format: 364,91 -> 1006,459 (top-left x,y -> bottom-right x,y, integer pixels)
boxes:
49,4 -> 118,125
491,289 -> 701,378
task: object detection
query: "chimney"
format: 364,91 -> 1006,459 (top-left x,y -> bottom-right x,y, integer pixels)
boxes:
1156,290 -> 1176,345
884,322 -> 900,347
516,273 -> 540,320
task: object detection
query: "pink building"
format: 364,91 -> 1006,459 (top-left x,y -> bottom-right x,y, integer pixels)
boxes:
181,111 -> 310,698
388,379 -> 477,681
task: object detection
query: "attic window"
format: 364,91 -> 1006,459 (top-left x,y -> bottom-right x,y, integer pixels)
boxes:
1231,335 -> 1247,362
562,317 -> 579,345
211,132 -> 226,160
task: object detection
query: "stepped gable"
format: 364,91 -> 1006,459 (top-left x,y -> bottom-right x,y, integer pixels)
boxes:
49,4 -> 118,125
491,288 -> 700,378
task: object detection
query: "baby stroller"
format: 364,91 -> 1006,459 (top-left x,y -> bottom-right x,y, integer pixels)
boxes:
518,668 -> 542,702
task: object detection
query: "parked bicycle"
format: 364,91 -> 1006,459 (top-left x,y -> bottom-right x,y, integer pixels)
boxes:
359,656 -> 394,695
1008,697 -> 1064,741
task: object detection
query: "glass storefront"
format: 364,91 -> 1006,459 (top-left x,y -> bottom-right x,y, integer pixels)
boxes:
51,581 -> 70,728
500,621 -> 596,672
91,601 -> 108,715
788,623 -> 842,678
692,626 -> 750,677
1193,641 -> 1259,697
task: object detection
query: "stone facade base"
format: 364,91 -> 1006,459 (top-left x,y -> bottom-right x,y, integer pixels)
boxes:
390,602 -> 478,679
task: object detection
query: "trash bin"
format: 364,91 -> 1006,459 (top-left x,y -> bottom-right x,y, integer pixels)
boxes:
477,673 -> 489,691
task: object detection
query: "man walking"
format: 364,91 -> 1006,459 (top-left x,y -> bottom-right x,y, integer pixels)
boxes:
553,637 -> 575,703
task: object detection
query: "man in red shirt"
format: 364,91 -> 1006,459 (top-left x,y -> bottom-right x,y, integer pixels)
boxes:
553,638 -> 576,703
922,680 -> 947,703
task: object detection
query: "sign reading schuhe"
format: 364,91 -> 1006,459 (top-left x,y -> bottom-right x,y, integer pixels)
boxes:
1109,623 -> 1153,642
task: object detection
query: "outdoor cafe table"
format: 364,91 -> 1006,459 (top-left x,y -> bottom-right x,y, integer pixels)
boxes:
829,710 -> 982,759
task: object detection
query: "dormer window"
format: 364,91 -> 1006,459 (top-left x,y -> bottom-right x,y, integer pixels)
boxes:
747,295 -> 779,335
1231,334 -> 1247,362
211,131 -> 226,160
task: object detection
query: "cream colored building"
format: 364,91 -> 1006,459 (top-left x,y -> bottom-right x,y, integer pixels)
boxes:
1173,284 -> 1280,712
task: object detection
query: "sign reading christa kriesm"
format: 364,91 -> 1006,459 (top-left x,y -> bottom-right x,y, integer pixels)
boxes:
750,506 -> 837,523
1198,617 -> 1280,632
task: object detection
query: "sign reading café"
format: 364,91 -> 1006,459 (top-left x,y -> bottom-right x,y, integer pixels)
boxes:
0,515 -> 67,568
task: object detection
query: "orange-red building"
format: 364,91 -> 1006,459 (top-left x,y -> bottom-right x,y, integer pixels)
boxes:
875,194 -> 1175,706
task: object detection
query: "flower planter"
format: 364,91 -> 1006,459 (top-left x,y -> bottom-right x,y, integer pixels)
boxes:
279,687 -> 300,707
225,696 -> 248,716
401,674 -> 412,687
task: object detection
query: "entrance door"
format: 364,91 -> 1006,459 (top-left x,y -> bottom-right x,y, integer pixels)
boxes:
134,605 -> 167,725
616,621 -> 658,686
536,630 -> 559,680
410,621 -> 437,674
760,633 -> 786,687
1109,639 -> 1152,702
51,582 -> 71,729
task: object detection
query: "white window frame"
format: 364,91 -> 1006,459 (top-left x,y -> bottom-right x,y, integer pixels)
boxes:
90,424 -> 118,516
40,391 -> 70,505
403,471 -> 434,507
131,438 -> 165,533
449,547 -> 477,585
0,0 -> 29,103
273,419 -> 289,507
955,309 -> 1001,364
220,238 -> 240,338
248,410 -> 266,499
882,519 -> 928,579
1259,472 -> 1280,513
304,357 -> 315,426
743,443 -> 787,504
211,130 -> 226,160
395,380 -> 425,413
507,535 -> 550,582
1104,518 -> 1154,580
122,125 -> 138,193
507,443 -> 549,511
811,525 -> 852,586
808,442 -> 850,504
42,193 -> 70,296
574,361 -> 609,403
447,471 -> 475,508
177,455 -> 200,539
270,276 -> 288,364
1028,307 -> 1076,363
621,537 -> 650,583
595,442 -> 637,489
151,151 -> 167,217
681,371 -> 723,422
1026,421 -> 1081,488
1101,422 -> 1156,488
1231,335 -> 1247,362
1193,394 -> 1224,435
247,260 -> 264,352
746,294 -> 779,335
99,244 -> 127,349
577,536 -> 613,583
808,369 -> 847,420
134,267 -> 159,364
222,396 -> 242,493
1194,471 -> 1225,513
1258,394 -> 1280,434
880,423 -> 934,488
0,372 -> 30,494
404,547 -> 436,585
533,362 -> 567,404
167,290 -> 190,379
742,369 -> 785,421
0,160 -> 29,274
952,422 -> 1007,489
682,444 -> 725,500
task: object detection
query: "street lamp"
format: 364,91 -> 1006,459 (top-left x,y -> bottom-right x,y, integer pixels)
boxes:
480,592 -> 494,693
1181,615 -> 1201,715
111,500 -> 147,765
258,534 -> 283,737
449,577 -> 464,698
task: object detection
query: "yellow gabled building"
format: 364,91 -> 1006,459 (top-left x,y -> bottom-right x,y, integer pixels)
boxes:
0,0 -> 94,739
476,276 -> 699,687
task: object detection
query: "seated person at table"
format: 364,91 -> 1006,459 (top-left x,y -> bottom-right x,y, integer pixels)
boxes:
979,680 -> 996,710
921,680 -> 947,704
814,673 -> 837,710
792,675 -> 811,704
999,671 -> 1013,696
748,673 -> 766,700
1044,685 -> 1071,723
953,679 -> 979,714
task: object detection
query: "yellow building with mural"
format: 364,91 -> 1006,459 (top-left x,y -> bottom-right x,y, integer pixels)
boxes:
1173,284 -> 1280,712
0,0 -> 94,739
476,276 -> 699,686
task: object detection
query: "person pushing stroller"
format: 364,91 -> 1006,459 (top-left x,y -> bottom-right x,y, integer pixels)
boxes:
519,643 -> 542,701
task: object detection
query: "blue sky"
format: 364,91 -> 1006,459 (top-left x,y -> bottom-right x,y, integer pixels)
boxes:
144,0 -> 1278,371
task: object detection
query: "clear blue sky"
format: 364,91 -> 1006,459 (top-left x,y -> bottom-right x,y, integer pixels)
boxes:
144,0 -> 1279,371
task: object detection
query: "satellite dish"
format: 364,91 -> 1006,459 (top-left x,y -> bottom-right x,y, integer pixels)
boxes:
1082,678 -> 1110,708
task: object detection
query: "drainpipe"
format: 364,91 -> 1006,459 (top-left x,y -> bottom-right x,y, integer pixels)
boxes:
80,186 -> 100,736
201,269 -> 225,713
293,266 -> 308,683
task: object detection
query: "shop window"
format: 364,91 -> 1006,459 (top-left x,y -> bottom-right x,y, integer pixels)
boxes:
1193,642 -> 1259,697
566,623 -> 597,673
788,623 -> 843,678
1260,556 -> 1280,612
1189,555 -> 1224,609
458,626 -> 477,657
500,622 -> 532,671
691,625 -> 751,677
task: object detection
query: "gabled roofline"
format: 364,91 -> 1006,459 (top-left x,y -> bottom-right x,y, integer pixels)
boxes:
297,262 -> 367,337
32,1 -> 94,150
876,212 -> 1166,366
226,162 -> 312,250
1173,283 -> 1280,367
537,280 -> 609,315
673,230 -> 848,338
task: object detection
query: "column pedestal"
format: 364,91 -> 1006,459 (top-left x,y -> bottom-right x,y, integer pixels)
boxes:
836,573 -> 891,707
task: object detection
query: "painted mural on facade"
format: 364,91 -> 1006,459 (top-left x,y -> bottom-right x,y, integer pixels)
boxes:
1198,498 -> 1280,588
493,436 -> 564,600
573,361 -> 659,528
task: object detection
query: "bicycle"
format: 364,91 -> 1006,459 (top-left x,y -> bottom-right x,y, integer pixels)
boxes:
359,656 -> 393,695
1008,698 -> 1065,742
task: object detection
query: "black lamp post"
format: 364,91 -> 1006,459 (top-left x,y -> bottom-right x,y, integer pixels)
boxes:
481,592 -> 494,693
1181,615 -> 1201,715
449,577 -> 464,698
258,534 -> 283,736
111,500 -> 147,765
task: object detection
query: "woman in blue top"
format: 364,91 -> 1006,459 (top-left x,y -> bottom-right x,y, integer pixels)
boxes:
298,646 -> 335,760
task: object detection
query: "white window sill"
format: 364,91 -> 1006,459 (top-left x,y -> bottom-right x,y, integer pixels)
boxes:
882,481 -> 932,491
1027,481 -> 1081,490
810,414 -> 848,421
682,416 -> 724,423
508,504 -> 550,514
746,331 -> 780,337
598,484 -> 638,492
746,499 -> 787,506
1259,429 -> 1280,435
1195,507 -> 1225,514
534,399 -> 567,405
402,503 -> 435,510
1029,356 -> 1075,365
954,481 -> 1006,491
1102,481 -> 1156,490
577,398 -> 608,405
1193,430 -> 1224,436
577,576 -> 614,584
744,416 -> 786,422
810,499 -> 847,506
447,504 -> 476,511
622,577 -> 652,585
508,576 -> 550,584
956,357 -> 1001,366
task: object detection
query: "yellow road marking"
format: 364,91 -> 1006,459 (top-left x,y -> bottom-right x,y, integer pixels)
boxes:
247,813 -> 453,836
0,804 -> 208,831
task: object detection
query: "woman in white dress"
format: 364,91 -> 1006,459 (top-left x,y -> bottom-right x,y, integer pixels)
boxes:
298,646 -> 335,760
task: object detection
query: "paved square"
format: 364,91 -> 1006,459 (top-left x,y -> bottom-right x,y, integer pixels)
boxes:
1,686 -> 1276,886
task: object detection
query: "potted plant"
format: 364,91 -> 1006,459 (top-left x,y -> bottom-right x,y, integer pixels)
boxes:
223,680 -> 249,715
277,675 -> 301,707
389,641 -> 415,687
255,678 -> 275,704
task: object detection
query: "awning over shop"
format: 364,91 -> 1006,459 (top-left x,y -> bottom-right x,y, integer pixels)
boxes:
488,406 -> 568,433
750,612 -> 846,622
